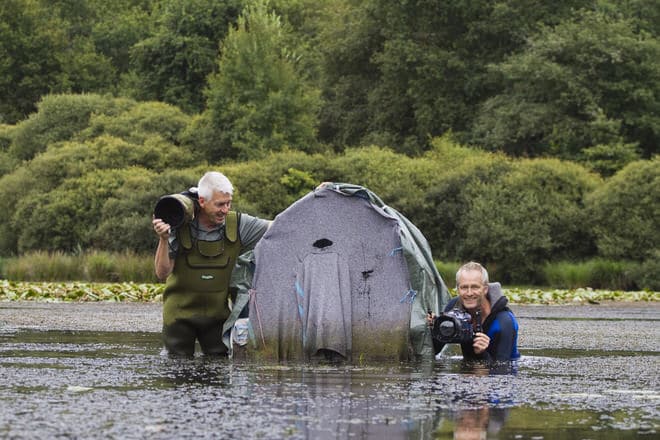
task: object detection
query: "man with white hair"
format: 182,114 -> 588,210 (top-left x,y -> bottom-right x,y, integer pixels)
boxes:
428,261 -> 520,362
153,171 -> 270,356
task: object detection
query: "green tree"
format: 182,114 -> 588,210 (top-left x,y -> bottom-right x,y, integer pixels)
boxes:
125,0 -> 241,113
0,0 -> 69,123
471,9 -> 660,159
0,0 -> 154,124
0,124 -> 17,176
205,0 -> 321,160
317,0 -> 591,153
89,0 -> 154,75
314,0 -> 384,150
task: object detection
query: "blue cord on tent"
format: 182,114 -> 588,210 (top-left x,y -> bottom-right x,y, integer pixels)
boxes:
399,289 -> 417,304
388,246 -> 403,256
294,280 -> 307,346
295,280 -> 304,299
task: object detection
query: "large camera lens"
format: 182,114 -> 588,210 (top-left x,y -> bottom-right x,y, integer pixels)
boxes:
431,310 -> 474,344
154,194 -> 195,229
437,318 -> 458,339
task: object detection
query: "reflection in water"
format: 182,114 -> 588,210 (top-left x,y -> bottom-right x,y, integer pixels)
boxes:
0,328 -> 657,439
432,359 -> 517,439
453,406 -> 509,440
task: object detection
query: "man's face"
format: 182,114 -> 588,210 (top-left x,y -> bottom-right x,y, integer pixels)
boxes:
457,269 -> 488,311
199,191 -> 232,227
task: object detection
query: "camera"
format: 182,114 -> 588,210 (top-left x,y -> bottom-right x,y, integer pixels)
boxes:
153,188 -> 198,229
431,308 -> 480,344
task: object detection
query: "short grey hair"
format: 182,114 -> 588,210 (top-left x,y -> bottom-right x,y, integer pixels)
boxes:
456,261 -> 489,287
198,171 -> 233,199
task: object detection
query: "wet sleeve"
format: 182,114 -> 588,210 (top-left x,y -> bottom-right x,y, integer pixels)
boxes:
490,312 -> 517,361
238,213 -> 270,252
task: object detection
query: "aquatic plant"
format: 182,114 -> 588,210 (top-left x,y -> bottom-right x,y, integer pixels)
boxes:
0,280 -> 163,302
0,280 -> 656,304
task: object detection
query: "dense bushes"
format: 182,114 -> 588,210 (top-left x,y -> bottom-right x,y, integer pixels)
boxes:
586,158 -> 659,261
422,156 -> 600,283
0,97 -> 200,255
9,94 -> 132,162
0,92 -> 656,289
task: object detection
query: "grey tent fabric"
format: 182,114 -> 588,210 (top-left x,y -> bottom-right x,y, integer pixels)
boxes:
247,183 -> 451,361
296,251 -> 352,358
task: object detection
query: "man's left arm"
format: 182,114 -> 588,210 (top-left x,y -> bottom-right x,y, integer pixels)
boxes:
489,312 -> 518,361
238,213 -> 272,252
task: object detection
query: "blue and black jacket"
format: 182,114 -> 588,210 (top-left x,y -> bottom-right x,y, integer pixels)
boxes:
433,283 -> 520,362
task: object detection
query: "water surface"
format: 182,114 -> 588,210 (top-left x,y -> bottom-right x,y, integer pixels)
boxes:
0,304 -> 657,439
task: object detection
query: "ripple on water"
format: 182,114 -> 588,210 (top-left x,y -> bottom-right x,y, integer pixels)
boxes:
0,325 -> 657,439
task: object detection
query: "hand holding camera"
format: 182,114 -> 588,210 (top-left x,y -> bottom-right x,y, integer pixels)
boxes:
430,308 -> 489,354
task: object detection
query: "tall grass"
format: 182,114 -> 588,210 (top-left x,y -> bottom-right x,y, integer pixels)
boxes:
2,252 -> 654,290
436,259 -> 651,291
434,261 -> 459,287
434,260 -> 511,288
542,259 -> 639,290
2,251 -> 157,283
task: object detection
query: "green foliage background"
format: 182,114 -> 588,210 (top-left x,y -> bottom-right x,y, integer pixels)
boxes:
0,0 -> 657,289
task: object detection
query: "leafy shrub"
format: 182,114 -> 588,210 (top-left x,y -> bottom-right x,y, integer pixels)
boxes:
586,158 -> 659,261
0,133 -> 199,254
95,167 -> 207,253
426,157 -> 600,283
15,169 -> 132,253
421,151 -> 514,261
222,150 -> 328,218
467,159 -> 601,282
579,141 -> 640,177
0,124 -> 13,151
78,101 -> 192,146
13,166 -> 208,255
9,94 -> 133,161
179,112 -> 232,161
322,145 -> 449,228
0,150 -> 17,178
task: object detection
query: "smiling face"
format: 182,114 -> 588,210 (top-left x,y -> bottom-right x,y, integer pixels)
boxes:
198,190 -> 232,228
457,269 -> 488,312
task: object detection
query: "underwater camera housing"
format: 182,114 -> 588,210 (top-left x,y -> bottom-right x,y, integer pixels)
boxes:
153,188 -> 198,229
432,308 -> 479,344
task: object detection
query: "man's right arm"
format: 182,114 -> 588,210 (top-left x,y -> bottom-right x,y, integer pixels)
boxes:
153,218 -> 175,280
